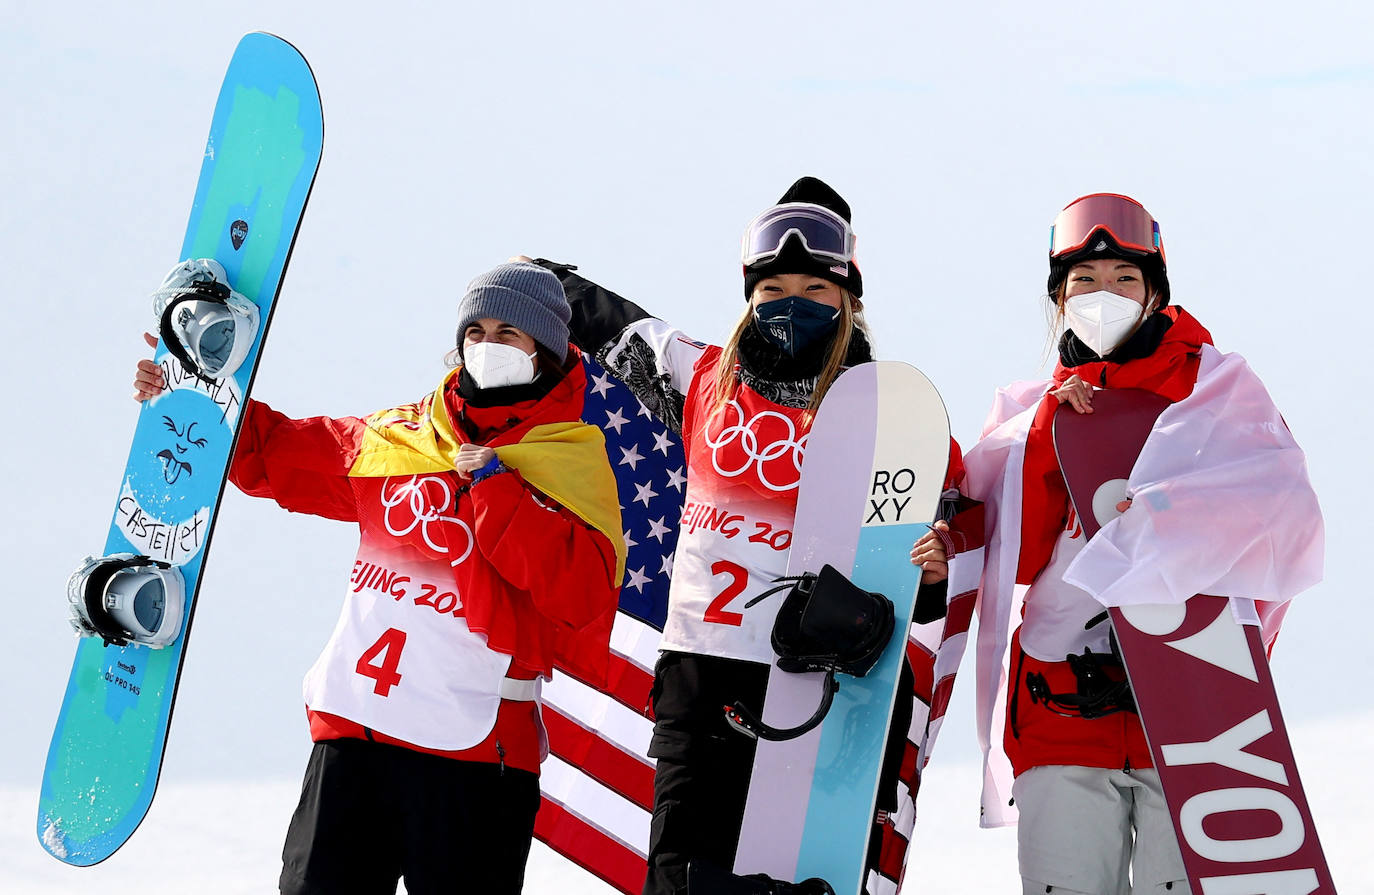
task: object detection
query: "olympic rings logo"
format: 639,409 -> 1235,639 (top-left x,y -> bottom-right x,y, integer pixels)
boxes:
380,475 -> 475,566
702,400 -> 806,492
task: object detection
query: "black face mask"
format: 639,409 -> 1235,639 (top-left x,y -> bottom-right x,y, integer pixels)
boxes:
752,296 -> 842,357
737,319 -> 870,380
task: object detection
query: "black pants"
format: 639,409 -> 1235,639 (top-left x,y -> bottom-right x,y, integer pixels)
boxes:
279,738 -> 540,895
642,652 -> 914,895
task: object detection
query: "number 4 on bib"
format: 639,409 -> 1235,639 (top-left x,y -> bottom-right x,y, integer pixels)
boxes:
356,628 -> 407,697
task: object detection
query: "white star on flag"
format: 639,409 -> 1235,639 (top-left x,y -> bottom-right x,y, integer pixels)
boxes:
633,480 -> 658,506
590,370 -> 615,398
660,553 -> 674,576
636,400 -> 652,419
604,407 -> 630,434
665,466 -> 686,492
619,443 -> 645,471
646,516 -> 670,543
622,529 -> 639,549
625,566 -> 652,591
652,430 -> 674,456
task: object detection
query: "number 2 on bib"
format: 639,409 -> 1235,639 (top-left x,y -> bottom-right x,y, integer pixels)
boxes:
704,560 -> 748,626
356,628 -> 407,696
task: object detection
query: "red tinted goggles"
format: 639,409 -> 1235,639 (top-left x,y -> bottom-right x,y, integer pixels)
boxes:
1049,193 -> 1164,262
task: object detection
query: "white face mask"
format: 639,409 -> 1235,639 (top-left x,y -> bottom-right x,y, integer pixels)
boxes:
464,341 -> 538,389
1063,290 -> 1146,357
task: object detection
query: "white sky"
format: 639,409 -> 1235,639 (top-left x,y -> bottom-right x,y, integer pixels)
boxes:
3,1 -> 1371,891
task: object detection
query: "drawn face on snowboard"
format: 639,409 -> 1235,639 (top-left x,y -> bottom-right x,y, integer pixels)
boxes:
155,415 -> 208,485
126,364 -> 237,523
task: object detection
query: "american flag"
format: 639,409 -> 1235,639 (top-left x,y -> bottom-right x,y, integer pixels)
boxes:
535,356 -> 682,893
538,356 -> 984,895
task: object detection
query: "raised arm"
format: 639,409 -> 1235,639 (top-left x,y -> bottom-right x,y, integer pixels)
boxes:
531,259 -> 707,435
228,400 -> 364,523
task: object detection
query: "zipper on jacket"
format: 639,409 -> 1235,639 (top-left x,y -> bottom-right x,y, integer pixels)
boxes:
1009,646 -> 1027,740
1122,710 -> 1132,773
496,741 -> 506,776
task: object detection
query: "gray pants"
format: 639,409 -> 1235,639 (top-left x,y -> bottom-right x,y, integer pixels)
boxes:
1013,765 -> 1191,895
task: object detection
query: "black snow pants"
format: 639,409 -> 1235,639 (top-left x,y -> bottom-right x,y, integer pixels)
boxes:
279,737 -> 540,895
642,651 -> 914,895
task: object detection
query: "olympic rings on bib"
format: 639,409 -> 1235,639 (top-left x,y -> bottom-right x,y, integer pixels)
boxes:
703,400 -> 807,492
380,474 -> 475,566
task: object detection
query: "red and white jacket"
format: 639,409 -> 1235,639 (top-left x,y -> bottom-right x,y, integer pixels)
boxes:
597,317 -> 965,664
662,344 -> 814,662
229,359 -> 621,774
962,306 -> 1324,827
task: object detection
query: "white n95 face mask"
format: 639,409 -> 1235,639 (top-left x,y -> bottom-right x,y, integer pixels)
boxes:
1063,290 -> 1146,357
464,341 -> 538,389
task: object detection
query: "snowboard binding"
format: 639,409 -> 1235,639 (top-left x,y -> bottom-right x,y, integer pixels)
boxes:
67,554 -> 186,648
687,859 -> 835,895
726,564 -> 894,741
1025,612 -> 1137,719
151,258 -> 259,383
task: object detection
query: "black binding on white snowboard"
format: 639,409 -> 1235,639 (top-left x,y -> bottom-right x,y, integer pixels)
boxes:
726,564 -> 893,741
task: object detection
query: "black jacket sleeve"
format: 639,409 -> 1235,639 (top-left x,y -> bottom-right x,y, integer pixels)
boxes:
533,259 -> 699,436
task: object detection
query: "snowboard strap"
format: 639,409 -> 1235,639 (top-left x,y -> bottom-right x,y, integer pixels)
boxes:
726,565 -> 893,742
156,280 -> 239,384
67,554 -> 179,648
1024,613 -> 1137,720
726,668 -> 840,742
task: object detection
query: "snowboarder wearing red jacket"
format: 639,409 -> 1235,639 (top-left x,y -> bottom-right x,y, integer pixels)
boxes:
526,176 -> 965,895
135,261 -> 625,895
917,193 -> 1323,895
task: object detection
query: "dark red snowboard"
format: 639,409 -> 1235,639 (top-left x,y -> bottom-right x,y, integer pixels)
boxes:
1054,388 -> 1333,895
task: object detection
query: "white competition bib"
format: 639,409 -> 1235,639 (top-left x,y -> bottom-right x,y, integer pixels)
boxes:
303,547 -> 511,750
659,488 -> 796,663
659,388 -> 806,664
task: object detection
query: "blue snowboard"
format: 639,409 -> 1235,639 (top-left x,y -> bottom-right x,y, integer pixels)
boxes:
38,33 -> 323,866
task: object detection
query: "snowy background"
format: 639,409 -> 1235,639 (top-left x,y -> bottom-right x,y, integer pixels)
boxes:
3,1 -> 1371,892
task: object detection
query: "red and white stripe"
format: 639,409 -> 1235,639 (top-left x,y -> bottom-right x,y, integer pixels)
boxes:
869,505 -> 985,895
538,611 -> 659,894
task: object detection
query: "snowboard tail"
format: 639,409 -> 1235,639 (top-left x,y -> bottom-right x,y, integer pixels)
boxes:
1053,389 -> 1334,894
38,32 -> 323,866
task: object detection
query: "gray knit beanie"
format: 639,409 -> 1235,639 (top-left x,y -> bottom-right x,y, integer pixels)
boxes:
456,262 -> 571,362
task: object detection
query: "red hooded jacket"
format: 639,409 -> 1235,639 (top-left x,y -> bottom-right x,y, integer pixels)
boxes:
1005,306 -> 1214,776
229,359 -> 620,774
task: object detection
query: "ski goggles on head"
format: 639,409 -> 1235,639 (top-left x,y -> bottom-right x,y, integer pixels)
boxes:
1049,193 -> 1164,262
741,202 -> 856,267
